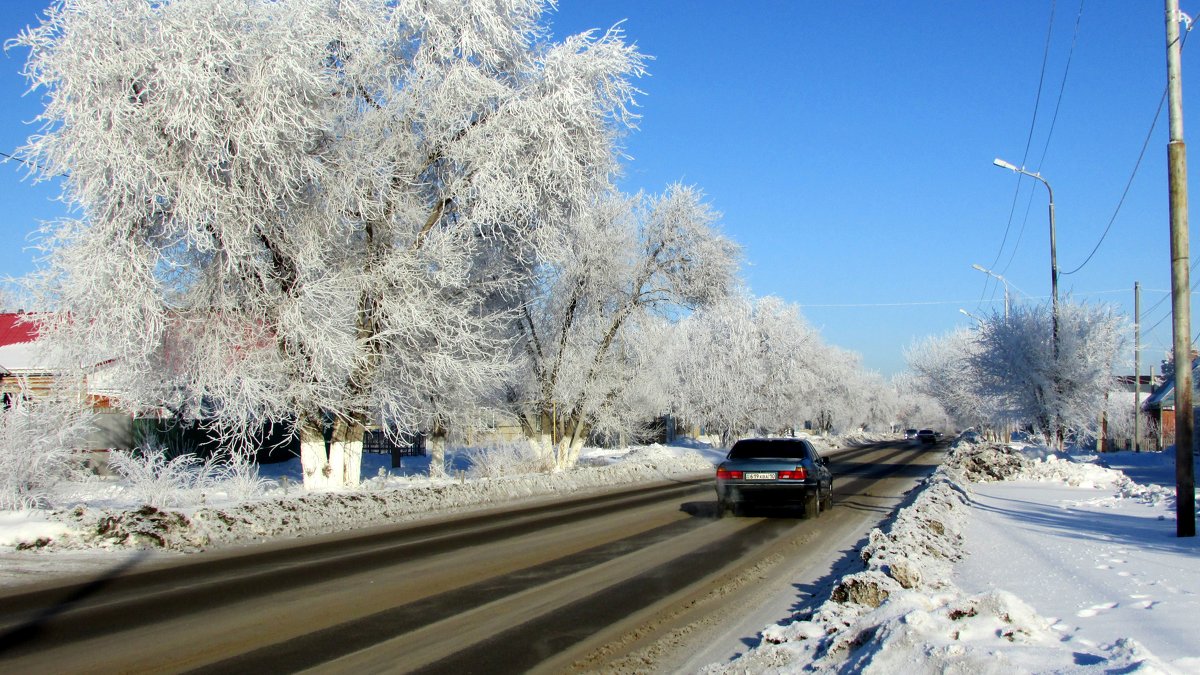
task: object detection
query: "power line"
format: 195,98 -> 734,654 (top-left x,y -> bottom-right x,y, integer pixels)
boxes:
801,288 -> 1140,309
800,299 -> 1008,309
979,0 -> 1065,309
1059,90 -> 1164,275
999,0 -> 1085,281
1061,19 -> 1192,275
0,149 -> 64,177
1033,0 -> 1085,171
978,0 -> 1060,308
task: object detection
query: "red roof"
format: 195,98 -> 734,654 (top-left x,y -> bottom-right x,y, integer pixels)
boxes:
0,313 -> 40,347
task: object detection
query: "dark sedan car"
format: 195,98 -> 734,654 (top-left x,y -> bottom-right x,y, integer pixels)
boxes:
715,438 -> 833,518
916,429 -> 938,445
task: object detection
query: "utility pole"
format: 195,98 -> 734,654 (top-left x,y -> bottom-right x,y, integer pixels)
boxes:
1165,0 -> 1195,537
1135,282 -> 1142,452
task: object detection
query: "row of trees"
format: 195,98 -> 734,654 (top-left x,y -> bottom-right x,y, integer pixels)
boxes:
906,302 -> 1127,447
11,0 -> 933,491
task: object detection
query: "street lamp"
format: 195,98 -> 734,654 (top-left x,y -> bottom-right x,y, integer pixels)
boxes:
992,157 -> 1058,354
958,308 -> 983,323
971,263 -> 1010,319
994,157 -> 1062,449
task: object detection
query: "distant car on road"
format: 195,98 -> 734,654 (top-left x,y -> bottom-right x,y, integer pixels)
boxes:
715,438 -> 834,518
904,428 -> 919,441
916,429 -> 938,445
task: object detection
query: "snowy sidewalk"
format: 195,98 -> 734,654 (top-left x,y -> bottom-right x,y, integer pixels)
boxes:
957,470 -> 1200,671
706,445 -> 1200,674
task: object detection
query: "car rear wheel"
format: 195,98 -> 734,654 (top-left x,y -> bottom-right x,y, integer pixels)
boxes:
803,491 -> 820,519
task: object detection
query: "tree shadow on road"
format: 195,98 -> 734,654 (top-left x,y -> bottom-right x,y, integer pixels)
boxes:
0,550 -> 148,656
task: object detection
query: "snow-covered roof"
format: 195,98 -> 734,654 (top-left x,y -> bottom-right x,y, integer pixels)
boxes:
0,313 -> 39,348
0,312 -> 109,374
0,341 -> 49,373
1142,358 -> 1200,410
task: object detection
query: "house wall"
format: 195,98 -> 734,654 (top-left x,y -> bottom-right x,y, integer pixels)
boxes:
84,411 -> 134,450
0,373 -> 56,400
1161,408 -> 1176,450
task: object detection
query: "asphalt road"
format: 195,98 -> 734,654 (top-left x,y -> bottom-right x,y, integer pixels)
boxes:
0,440 -> 943,674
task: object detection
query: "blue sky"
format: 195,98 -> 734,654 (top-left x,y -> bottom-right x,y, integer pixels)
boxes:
0,1 -> 1196,377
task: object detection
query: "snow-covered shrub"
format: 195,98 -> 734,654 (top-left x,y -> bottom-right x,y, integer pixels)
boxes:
211,447 -> 273,502
0,391 -> 95,509
462,441 -> 555,479
108,443 -> 224,508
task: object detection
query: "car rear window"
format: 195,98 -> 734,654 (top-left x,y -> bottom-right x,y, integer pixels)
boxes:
727,440 -> 811,460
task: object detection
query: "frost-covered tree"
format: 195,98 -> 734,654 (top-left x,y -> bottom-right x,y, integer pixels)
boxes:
669,294 -> 850,443
13,0 -> 645,488
509,186 -> 738,466
906,327 -> 993,430
891,371 -> 952,431
973,302 -> 1126,447
668,293 -> 764,444
0,285 -> 17,312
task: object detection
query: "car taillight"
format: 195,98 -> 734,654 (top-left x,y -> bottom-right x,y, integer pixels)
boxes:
716,469 -> 743,479
779,467 -> 807,480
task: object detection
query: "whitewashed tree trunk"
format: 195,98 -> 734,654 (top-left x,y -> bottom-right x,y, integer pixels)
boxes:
428,433 -> 446,478
562,434 -> 586,469
299,424 -> 334,491
329,419 -> 363,488
300,419 -> 363,489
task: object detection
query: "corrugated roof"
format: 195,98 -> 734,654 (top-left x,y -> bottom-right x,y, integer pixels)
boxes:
0,313 -> 39,348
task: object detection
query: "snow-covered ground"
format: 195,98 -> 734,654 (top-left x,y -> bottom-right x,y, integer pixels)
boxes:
710,441 -> 1200,674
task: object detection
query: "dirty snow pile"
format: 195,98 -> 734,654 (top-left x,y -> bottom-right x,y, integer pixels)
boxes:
0,444 -> 716,553
709,440 -> 1199,674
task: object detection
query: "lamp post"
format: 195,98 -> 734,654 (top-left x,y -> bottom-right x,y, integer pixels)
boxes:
992,158 -> 1058,350
994,157 -> 1060,449
971,263 -> 1010,319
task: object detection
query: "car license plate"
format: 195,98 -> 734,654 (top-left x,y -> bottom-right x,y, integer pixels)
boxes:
744,472 -> 776,480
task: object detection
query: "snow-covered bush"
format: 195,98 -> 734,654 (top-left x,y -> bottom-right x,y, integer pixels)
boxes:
462,441 -> 555,479
0,391 -> 95,509
107,444 -> 222,509
109,442 -> 274,508
212,448 -> 274,502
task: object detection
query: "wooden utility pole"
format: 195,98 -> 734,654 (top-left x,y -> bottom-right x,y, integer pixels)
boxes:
1165,0 -> 1195,537
1135,282 -> 1142,452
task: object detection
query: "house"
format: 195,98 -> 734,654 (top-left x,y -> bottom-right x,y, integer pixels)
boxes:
0,311 -> 50,403
1100,374 -> 1159,451
1142,358 -> 1200,451
0,311 -> 133,454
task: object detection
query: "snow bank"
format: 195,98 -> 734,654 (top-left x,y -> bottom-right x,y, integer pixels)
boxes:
708,440 -> 1187,674
5,444 -> 715,553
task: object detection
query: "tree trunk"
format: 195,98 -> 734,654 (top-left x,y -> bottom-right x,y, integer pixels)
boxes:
299,422 -> 332,490
556,419 -> 588,469
428,431 -> 447,478
299,417 -> 364,490
329,418 -> 364,488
